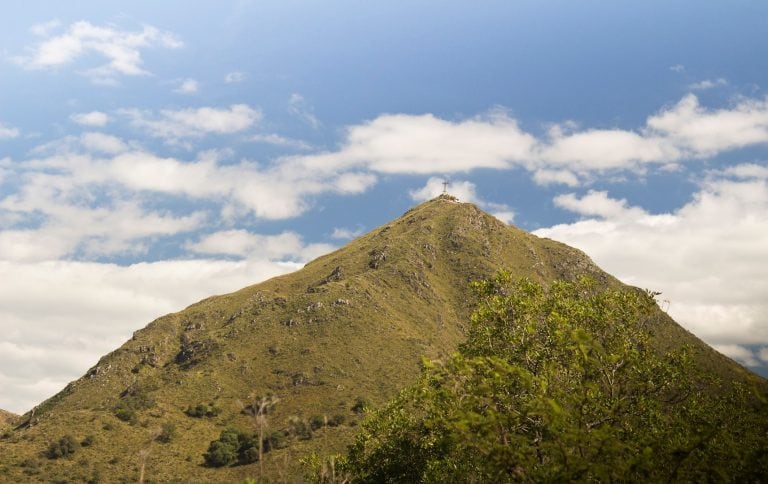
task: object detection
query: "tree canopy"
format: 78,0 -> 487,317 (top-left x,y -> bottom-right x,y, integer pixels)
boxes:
318,275 -> 767,482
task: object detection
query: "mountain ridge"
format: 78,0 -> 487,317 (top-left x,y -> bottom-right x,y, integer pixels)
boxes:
0,195 -> 763,482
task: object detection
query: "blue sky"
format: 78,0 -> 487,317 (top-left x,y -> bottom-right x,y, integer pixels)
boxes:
1,1 -> 767,412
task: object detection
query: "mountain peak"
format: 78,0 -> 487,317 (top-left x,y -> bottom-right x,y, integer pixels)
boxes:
1,198 -> 761,482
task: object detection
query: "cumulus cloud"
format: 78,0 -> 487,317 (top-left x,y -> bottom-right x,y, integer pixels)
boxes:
187,230 -> 334,260
287,94 -> 768,185
331,226 -> 364,240
173,78 -> 199,94
0,255 -> 317,413
70,111 -> 110,127
224,71 -> 245,83
296,111 -> 535,175
30,19 -> 62,37
0,122 -> 20,139
250,133 -> 312,150
120,104 -> 260,143
712,344 -> 760,367
646,94 -> 768,158
534,169 -> 768,356
15,21 -> 182,84
688,78 -> 728,90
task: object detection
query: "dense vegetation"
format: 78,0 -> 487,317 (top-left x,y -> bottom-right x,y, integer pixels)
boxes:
315,275 -> 768,482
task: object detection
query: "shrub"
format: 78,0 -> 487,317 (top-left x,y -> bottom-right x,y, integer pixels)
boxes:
351,397 -> 369,415
203,428 -> 260,467
46,435 -> 79,459
156,423 -> 176,443
264,431 -> 288,452
81,435 -> 95,447
328,414 -> 346,427
186,402 -> 221,418
309,415 -> 325,431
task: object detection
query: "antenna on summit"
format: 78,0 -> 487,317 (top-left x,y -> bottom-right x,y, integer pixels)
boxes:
442,179 -> 450,194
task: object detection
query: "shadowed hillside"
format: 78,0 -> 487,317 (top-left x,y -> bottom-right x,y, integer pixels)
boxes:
0,195 -> 763,482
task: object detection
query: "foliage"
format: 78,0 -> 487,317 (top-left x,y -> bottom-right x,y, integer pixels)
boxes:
113,384 -> 155,423
340,275 -> 768,482
351,397 -> 369,415
185,402 -> 221,418
203,426 -> 288,467
310,415 -> 326,431
327,414 -> 346,427
46,435 -> 79,459
156,423 -> 176,443
203,428 -> 260,467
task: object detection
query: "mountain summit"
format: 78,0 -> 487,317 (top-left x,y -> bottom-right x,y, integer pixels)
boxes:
0,196 -> 762,482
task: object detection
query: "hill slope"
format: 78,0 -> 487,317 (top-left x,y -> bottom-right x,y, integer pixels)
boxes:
0,196 -> 763,482
0,410 -> 17,431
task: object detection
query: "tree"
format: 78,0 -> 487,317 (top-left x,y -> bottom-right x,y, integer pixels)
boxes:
338,275 -> 768,482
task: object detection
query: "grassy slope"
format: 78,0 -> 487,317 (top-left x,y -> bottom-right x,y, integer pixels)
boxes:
0,410 -> 17,431
0,196 -> 763,482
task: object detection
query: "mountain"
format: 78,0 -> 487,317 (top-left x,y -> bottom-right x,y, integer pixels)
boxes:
0,195 -> 763,482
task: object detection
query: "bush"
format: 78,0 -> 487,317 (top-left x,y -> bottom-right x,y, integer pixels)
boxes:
113,385 -> 155,423
328,414 -> 346,427
264,431 -> 288,452
46,435 -> 79,459
203,429 -> 260,467
351,397 -> 369,415
156,423 -> 176,443
185,402 -> 221,418
81,435 -> 95,447
309,415 -> 325,431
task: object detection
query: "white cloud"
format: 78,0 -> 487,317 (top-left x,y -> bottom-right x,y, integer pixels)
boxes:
173,78 -> 199,94
670,64 -> 685,73
30,19 -> 62,37
331,226 -> 364,240
70,111 -> 110,127
553,190 -> 648,220
712,344 -> 759,367
0,122 -> 20,139
79,132 -> 129,154
250,133 -> 312,150
296,111 -> 535,175
410,177 -> 479,203
15,21 -> 182,84
187,230 -> 334,260
533,169 -> 580,187
225,71 -> 245,83
121,104 -> 260,143
535,173 -> 768,350
0,256 -> 317,413
287,94 -> 768,183
288,93 -> 321,129
715,162 -> 768,180
646,94 -> 768,158
410,177 -> 515,223
759,347 -> 768,363
688,78 -> 728,90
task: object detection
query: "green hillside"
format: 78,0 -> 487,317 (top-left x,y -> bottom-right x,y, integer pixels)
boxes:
0,196 -> 763,482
